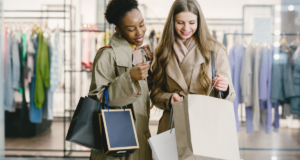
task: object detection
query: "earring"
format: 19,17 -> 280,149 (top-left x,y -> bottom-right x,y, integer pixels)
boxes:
119,34 -> 122,37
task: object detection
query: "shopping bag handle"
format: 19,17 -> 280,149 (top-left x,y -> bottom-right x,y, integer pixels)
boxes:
168,107 -> 174,133
102,89 -> 109,111
102,88 -> 125,111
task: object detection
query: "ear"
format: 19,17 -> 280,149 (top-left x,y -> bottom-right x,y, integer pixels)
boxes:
115,27 -> 122,36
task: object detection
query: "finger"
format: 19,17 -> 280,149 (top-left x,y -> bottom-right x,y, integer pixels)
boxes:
217,74 -> 224,78
215,86 -> 226,91
142,74 -> 149,79
216,84 -> 228,88
216,81 -> 228,85
141,64 -> 150,70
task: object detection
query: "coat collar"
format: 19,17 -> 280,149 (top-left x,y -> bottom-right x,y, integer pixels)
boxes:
166,45 -> 205,94
109,33 -> 133,67
109,33 -> 147,67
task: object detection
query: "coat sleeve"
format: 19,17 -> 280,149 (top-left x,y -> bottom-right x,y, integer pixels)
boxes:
215,46 -> 236,102
88,48 -> 142,107
151,91 -> 174,111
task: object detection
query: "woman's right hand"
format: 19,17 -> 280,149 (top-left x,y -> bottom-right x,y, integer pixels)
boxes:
130,62 -> 150,81
171,93 -> 183,105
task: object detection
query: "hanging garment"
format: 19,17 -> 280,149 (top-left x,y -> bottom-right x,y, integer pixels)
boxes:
252,46 -> 264,131
50,29 -> 62,92
34,27 -> 50,109
30,35 -> 42,123
4,33 -> 20,112
259,46 -> 279,133
290,47 -> 300,114
240,45 -> 255,133
229,44 -> 245,132
96,32 -> 104,49
4,27 -> 8,77
271,45 -> 296,103
42,41 -> 53,120
149,30 -> 157,51
222,33 -> 227,49
102,32 -> 111,46
18,33 -> 26,94
82,32 -> 91,70
27,32 -> 36,83
89,32 -> 96,66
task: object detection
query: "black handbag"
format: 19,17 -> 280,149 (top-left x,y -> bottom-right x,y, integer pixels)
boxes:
66,96 -> 102,151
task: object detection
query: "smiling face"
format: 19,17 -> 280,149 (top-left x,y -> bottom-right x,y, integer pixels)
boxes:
174,11 -> 198,41
116,9 -> 146,46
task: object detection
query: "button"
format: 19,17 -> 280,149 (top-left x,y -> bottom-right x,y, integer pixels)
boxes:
144,106 -> 147,111
143,80 -> 146,85
145,131 -> 151,138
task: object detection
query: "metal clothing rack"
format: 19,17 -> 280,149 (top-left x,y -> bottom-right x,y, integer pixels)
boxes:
2,3 -> 80,158
225,32 -> 300,153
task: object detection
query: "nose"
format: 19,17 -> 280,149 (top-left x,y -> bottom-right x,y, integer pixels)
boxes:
136,27 -> 143,36
183,24 -> 189,31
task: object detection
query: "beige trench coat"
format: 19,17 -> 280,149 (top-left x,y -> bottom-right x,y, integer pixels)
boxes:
88,33 -> 152,160
152,44 -> 236,134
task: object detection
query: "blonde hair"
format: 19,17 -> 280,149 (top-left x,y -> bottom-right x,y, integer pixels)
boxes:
150,0 -> 224,103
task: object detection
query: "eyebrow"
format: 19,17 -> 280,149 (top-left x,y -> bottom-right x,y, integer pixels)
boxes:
126,19 -> 144,28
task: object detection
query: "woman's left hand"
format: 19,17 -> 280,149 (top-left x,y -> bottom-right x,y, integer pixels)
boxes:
143,45 -> 153,61
212,74 -> 229,92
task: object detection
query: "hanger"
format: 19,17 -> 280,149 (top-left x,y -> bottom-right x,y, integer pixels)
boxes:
280,32 -> 289,48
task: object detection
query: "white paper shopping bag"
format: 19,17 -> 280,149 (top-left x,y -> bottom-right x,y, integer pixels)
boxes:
173,94 -> 240,160
148,129 -> 178,160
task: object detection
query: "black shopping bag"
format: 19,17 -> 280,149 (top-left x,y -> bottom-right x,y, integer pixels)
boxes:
66,96 -> 102,151
99,89 -> 139,156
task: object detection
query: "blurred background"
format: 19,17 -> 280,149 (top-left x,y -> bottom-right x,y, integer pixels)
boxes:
0,0 -> 299,159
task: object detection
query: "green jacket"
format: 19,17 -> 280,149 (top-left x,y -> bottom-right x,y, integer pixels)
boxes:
35,28 -> 50,108
89,33 -> 152,160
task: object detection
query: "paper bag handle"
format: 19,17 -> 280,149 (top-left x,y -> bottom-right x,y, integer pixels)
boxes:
168,106 -> 174,133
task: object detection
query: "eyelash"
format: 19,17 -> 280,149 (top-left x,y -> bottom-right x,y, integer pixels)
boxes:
129,24 -> 145,32
178,22 -> 195,24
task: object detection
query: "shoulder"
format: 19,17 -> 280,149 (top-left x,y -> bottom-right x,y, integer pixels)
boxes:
211,43 -> 228,60
94,47 -> 116,65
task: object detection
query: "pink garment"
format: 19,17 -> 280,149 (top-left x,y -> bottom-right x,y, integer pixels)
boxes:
132,46 -> 143,63
82,32 -> 91,70
173,36 -> 196,64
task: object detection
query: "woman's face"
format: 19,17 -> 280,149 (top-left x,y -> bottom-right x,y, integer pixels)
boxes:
174,11 -> 198,40
117,9 -> 146,46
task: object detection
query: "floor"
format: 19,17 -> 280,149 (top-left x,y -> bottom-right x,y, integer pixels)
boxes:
5,120 -> 300,160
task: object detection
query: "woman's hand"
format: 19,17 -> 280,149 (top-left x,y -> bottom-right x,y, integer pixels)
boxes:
130,62 -> 150,81
212,74 -> 229,92
170,93 -> 183,105
143,45 -> 153,61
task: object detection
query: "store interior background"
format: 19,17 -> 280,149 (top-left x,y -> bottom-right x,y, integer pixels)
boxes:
0,0 -> 300,159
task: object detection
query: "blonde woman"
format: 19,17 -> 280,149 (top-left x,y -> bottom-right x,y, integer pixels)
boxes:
150,0 -> 236,134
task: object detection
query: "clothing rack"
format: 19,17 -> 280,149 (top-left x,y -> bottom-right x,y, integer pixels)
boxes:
2,5 -> 80,158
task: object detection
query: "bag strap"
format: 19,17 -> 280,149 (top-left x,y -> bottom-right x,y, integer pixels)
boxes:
102,89 -> 109,111
211,51 -> 218,97
99,46 -> 111,50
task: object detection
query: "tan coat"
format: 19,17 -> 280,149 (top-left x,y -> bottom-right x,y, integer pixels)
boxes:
88,33 -> 152,160
152,44 -> 236,134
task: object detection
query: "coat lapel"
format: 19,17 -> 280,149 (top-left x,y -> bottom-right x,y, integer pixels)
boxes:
180,45 -> 205,74
166,53 -> 189,94
109,33 -> 133,68
166,45 -> 205,95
